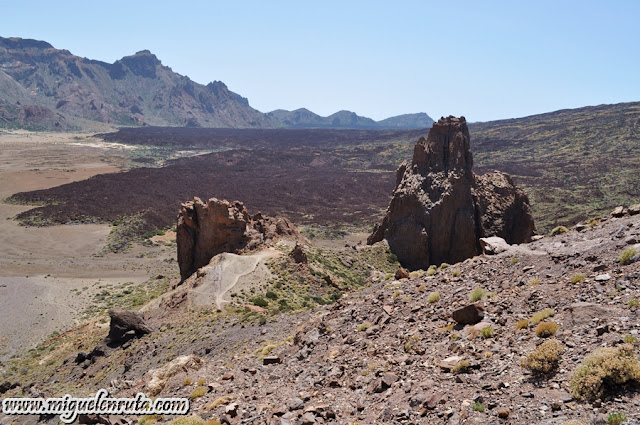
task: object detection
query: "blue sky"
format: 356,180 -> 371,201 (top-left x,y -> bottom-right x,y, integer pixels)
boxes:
2,0 -> 639,122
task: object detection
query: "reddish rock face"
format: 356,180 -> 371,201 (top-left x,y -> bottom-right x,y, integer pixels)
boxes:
177,197 -> 299,280
368,116 -> 535,270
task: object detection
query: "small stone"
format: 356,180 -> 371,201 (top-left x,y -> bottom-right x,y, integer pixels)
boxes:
596,325 -> 609,336
521,392 -> 534,398
593,264 -> 608,272
629,204 -> 640,215
595,273 -> 611,281
439,355 -> 464,371
263,356 -> 282,365
225,403 -> 238,417
288,397 -> 304,411
300,412 -> 316,425
222,372 -> 234,380
498,408 -> 510,418
611,206 -> 627,217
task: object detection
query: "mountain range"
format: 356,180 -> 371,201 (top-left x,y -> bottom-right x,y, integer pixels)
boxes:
0,36 -> 433,131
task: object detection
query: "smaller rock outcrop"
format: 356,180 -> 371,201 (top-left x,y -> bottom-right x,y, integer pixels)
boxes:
452,303 -> 485,325
177,197 -> 301,280
290,243 -> 308,263
105,309 -> 152,347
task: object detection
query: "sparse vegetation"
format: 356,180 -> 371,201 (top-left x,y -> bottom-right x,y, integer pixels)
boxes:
426,265 -> 437,276
570,344 -> 640,401
480,326 -> 494,339
439,262 -> 449,270
624,335 -> 639,344
510,257 -> 519,265
607,412 -> 627,425
190,386 -> 207,400
516,319 -> 530,330
357,322 -> 372,332
570,274 -> 586,283
207,396 -> 234,410
169,417 -> 204,425
530,308 -> 555,325
451,360 -> 470,374
452,269 -> 461,277
535,321 -> 559,338
427,292 -> 440,303
550,226 -> 568,236
620,248 -> 638,265
470,288 -> 486,302
521,339 -> 563,374
472,402 -> 485,412
629,299 -> 639,308
529,278 -> 540,286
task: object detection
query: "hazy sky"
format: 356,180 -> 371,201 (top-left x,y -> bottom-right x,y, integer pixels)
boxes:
2,0 -> 639,122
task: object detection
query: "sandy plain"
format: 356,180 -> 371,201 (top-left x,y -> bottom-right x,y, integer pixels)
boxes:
0,131 -> 177,361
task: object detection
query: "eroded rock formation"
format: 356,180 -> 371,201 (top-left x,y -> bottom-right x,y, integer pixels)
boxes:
368,116 -> 535,269
177,197 -> 300,280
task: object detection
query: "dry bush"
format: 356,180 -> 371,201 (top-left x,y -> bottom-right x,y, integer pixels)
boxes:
521,339 -> 563,374
570,343 -> 640,401
535,321 -> 559,338
515,319 -> 530,330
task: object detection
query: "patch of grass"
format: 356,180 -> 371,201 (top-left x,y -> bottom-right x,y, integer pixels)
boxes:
624,335 -> 639,344
249,296 -> 268,308
480,326 -> 494,339
515,319 -> 530,330
529,278 -> 540,286
196,378 -> 206,386
607,413 -> 627,425
207,395 -> 234,410
521,339 -> 563,374
139,415 -> 164,425
550,226 -> 568,236
535,321 -> 559,338
452,270 -> 461,277
357,322 -> 372,332
470,288 -> 486,303
570,274 -> 586,283
570,344 -> 640,401
183,377 -> 193,386
451,360 -> 470,374
256,344 -> 277,357
472,402 -> 485,412
190,386 -> 207,400
439,263 -> 450,270
629,299 -> 639,308
169,417 -> 204,425
620,248 -> 638,265
427,292 -> 440,303
102,213 -> 146,253
530,308 -> 554,325
510,257 -> 519,265
426,265 -> 437,276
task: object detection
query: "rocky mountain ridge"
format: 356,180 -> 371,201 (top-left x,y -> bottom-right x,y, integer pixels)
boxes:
0,36 -> 433,131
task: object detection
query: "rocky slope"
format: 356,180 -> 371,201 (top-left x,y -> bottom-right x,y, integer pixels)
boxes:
0,36 -> 433,131
1,206 -> 640,425
369,116 -> 535,270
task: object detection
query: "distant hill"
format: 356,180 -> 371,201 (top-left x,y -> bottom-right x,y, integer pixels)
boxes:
469,102 -> 640,231
0,36 -> 433,131
266,109 -> 433,129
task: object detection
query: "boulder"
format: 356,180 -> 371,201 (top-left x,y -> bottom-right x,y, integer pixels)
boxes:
452,303 -> 485,325
177,197 -> 301,280
368,116 -> 535,270
629,204 -> 640,215
395,267 -> 410,279
105,309 -> 152,347
611,206 -> 627,217
479,236 -> 510,255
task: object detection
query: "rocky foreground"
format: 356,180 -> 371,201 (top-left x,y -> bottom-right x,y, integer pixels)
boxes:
2,206 -> 639,425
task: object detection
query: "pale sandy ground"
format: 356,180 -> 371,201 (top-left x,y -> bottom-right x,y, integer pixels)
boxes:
0,131 -> 176,361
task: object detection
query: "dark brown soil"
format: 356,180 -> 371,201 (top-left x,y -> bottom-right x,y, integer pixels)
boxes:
9,147 -> 396,231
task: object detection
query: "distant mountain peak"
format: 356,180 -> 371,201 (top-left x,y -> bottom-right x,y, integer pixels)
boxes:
0,36 -> 53,50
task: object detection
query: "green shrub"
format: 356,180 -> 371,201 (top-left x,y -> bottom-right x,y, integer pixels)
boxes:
357,322 -> 371,332
620,248 -> 638,265
570,344 -> 640,401
550,226 -> 568,236
607,413 -> 627,425
249,296 -> 268,308
426,265 -> 437,276
570,274 -> 586,283
439,262 -> 450,270
470,288 -> 486,302
452,270 -> 461,277
472,402 -> 485,412
515,319 -> 530,330
265,291 -> 278,300
427,292 -> 440,303
530,308 -> 554,325
521,339 -> 563,374
190,386 -> 207,400
451,360 -> 470,374
480,326 -> 494,339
